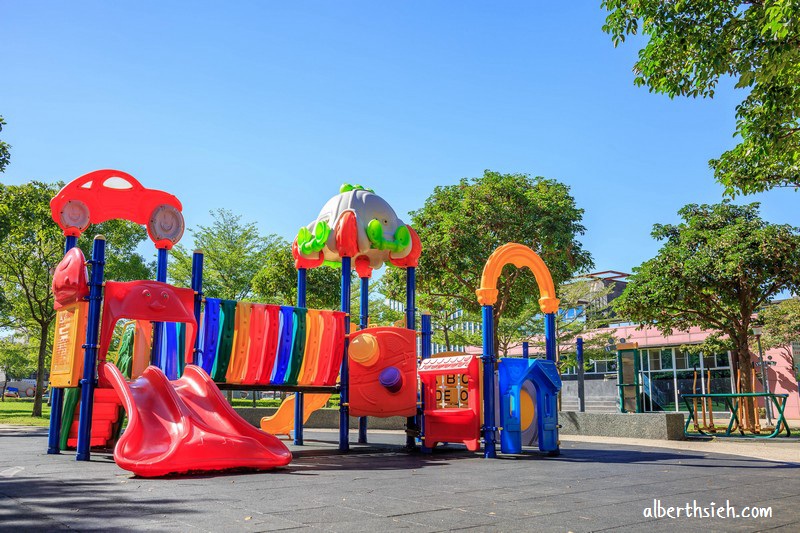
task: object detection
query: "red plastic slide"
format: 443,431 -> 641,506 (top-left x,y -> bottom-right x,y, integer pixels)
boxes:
100,362 -> 292,477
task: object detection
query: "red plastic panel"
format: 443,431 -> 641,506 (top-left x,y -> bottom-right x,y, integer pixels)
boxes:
52,248 -> 89,310
314,311 -> 347,386
292,238 -> 324,269
50,169 -> 182,245
243,304 -> 266,384
334,210 -> 359,258
418,354 -> 475,374
420,354 -> 481,451
99,281 -> 196,364
255,305 -> 281,385
388,225 -> 422,268
66,388 -> 124,449
349,327 -> 417,418
102,362 -> 292,477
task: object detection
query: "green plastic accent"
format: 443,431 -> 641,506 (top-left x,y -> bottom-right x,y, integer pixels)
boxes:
111,326 -> 136,442
286,308 -> 308,385
323,260 -> 341,268
339,183 -> 375,194
59,388 -> 80,450
297,220 -> 330,256
213,300 -> 237,382
366,220 -> 411,252
116,326 -> 135,379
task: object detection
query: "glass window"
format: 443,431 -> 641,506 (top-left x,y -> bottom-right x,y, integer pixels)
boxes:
688,352 -> 700,370
640,351 -> 649,371
661,348 -> 673,369
703,354 -> 716,369
675,350 -> 688,369
716,352 -> 730,368
649,350 -> 661,371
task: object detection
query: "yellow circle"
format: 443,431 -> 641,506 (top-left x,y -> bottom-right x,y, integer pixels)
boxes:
350,334 -> 379,366
520,389 -> 535,431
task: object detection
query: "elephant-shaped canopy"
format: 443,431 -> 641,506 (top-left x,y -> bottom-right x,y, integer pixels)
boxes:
293,184 -> 420,271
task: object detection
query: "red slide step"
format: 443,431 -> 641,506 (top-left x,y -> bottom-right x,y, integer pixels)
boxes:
66,388 -> 124,449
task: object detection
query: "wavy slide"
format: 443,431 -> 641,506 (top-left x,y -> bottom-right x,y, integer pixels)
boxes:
260,393 -> 331,437
101,362 -> 292,477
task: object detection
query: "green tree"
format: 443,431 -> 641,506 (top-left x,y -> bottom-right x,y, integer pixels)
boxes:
0,337 -> 37,401
383,170 -> 593,352
0,182 -> 63,416
602,1 -> 800,196
80,219 -> 154,281
170,209 -> 277,300
251,238 -> 342,309
0,116 -> 10,173
613,202 -> 800,420
550,279 -> 617,372
757,297 -> 800,377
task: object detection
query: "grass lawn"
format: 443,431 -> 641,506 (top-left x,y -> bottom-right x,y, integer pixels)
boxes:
229,398 -> 282,408
0,398 -> 51,426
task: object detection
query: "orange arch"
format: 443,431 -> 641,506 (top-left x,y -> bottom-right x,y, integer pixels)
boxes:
475,243 -> 560,314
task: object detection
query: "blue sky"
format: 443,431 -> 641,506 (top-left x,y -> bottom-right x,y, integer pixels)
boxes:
2,1 -> 797,276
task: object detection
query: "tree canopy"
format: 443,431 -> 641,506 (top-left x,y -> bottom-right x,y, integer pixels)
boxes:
251,237 -> 342,309
170,209 -> 278,301
757,297 -> 800,362
383,170 -> 593,351
0,116 -> 10,173
0,337 -> 37,401
613,201 -> 800,407
602,1 -> 800,196
0,181 -> 64,416
80,220 -> 154,282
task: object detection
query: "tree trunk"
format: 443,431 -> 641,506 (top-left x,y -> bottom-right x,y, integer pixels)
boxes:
32,323 -> 49,417
443,326 -> 451,352
1,377 -> 6,402
734,335 -> 758,430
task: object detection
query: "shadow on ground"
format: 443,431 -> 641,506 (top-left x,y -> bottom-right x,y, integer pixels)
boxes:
0,477 -> 196,529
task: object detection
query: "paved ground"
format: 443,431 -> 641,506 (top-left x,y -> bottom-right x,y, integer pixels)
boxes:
0,426 -> 798,532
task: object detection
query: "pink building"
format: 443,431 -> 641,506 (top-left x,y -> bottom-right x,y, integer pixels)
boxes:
611,324 -> 799,420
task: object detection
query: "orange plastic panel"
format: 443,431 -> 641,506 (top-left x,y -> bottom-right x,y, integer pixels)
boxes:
226,302 -> 252,384
297,309 -> 322,385
475,243 -> 559,313
131,321 -> 153,379
49,301 -> 89,387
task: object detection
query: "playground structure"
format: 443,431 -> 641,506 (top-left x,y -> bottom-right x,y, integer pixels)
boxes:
46,170 -> 564,476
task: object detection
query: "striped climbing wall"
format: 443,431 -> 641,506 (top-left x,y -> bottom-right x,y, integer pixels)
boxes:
197,299 -> 346,387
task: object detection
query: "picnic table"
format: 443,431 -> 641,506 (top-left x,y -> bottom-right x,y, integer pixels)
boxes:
682,392 -> 791,438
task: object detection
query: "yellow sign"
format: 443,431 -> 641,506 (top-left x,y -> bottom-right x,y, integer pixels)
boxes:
49,301 -> 88,387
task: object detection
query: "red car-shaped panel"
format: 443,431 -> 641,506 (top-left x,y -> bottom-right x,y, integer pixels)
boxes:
50,169 -> 184,247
